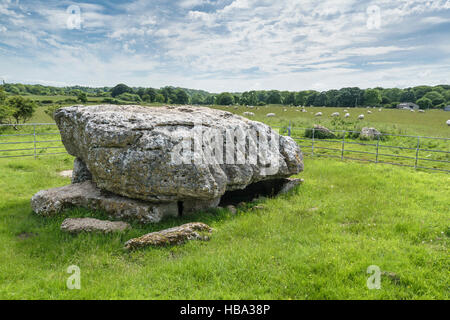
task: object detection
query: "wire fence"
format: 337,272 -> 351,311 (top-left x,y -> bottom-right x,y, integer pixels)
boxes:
1,123 -> 449,173
275,124 -> 450,173
0,123 -> 66,159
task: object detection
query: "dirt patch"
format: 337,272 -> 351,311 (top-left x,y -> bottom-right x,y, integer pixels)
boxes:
17,232 -> 38,240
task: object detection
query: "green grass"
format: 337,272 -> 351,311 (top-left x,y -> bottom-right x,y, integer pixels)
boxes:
0,155 -> 448,299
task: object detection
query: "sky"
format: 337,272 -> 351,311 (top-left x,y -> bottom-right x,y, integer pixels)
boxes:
0,0 -> 449,92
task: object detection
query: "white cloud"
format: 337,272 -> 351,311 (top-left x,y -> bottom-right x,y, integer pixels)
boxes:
0,0 -> 449,91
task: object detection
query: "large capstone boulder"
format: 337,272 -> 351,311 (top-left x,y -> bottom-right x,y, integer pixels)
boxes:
54,105 -> 303,205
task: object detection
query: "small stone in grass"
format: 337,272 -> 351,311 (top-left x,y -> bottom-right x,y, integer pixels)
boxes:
226,205 -> 237,215
61,218 -> 130,234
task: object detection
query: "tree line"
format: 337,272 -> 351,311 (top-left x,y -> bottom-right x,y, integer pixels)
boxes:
1,82 -> 449,124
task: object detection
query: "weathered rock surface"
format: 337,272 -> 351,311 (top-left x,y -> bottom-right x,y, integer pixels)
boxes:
360,127 -> 381,140
72,158 -> 92,184
54,105 -> 303,203
278,178 -> 303,194
61,218 -> 130,234
124,222 -> 212,250
31,181 -> 182,223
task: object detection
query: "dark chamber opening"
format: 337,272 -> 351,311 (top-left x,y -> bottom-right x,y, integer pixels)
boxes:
177,201 -> 184,216
219,178 -> 288,206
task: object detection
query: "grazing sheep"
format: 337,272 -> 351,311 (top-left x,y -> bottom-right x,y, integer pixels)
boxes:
344,113 -> 350,118
302,109 -> 307,112
379,108 -> 382,112
358,114 -> 365,120
367,110 -> 372,114
344,109 -> 348,113
447,120 -> 450,126
283,109 -> 287,112
243,112 -> 255,117
331,112 -> 340,117
315,112 -> 323,117
266,113 -> 276,117
410,109 -> 415,112
419,109 -> 425,113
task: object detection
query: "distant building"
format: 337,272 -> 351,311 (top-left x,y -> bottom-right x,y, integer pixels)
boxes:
397,102 -> 419,110
445,105 -> 450,111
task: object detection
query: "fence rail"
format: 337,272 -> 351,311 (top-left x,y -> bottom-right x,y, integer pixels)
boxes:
0,123 -> 66,159
1,123 -> 449,173
276,124 -> 449,173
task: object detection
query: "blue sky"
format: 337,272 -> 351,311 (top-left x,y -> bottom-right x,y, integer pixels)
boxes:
0,0 -> 449,92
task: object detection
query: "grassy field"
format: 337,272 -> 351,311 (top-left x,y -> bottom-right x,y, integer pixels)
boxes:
2,104 -> 449,171
0,155 -> 448,299
0,103 -> 448,299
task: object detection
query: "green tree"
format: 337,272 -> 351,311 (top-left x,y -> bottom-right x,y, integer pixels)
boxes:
144,88 -> 157,102
6,96 -> 36,124
413,86 -> 433,100
0,87 -> 7,103
111,84 -> 133,98
77,92 -> 87,103
175,89 -> 189,104
0,104 -> 13,124
416,97 -> 432,109
423,91 -> 445,107
400,89 -> 416,103
313,92 -> 327,106
363,89 -> 382,106
117,92 -> 142,102
154,94 -> 165,103
216,92 -> 234,105
191,93 -> 205,105
284,92 -> 296,105
267,91 -> 282,104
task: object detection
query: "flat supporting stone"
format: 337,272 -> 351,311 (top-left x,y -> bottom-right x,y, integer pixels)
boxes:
31,181 -> 179,224
61,218 -> 130,234
124,222 -> 212,250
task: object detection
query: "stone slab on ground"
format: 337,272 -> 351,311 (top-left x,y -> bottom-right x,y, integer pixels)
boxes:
278,178 -> 304,194
124,222 -> 212,250
31,181 -> 179,224
61,218 -> 130,234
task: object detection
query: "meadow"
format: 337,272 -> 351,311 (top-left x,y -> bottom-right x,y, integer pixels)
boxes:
0,155 -> 448,299
0,103 -> 449,300
2,104 -> 449,171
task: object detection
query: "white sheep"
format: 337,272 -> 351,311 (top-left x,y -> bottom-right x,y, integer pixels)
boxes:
344,109 -> 348,113
344,113 -> 350,118
302,109 -> 307,112
283,109 -> 287,112
266,113 -> 276,117
358,114 -> 365,120
379,108 -> 382,112
331,112 -> 340,117
243,112 -> 255,117
447,120 -> 450,126
315,112 -> 323,117
410,109 -> 415,112
419,109 -> 425,113
367,110 -> 372,114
